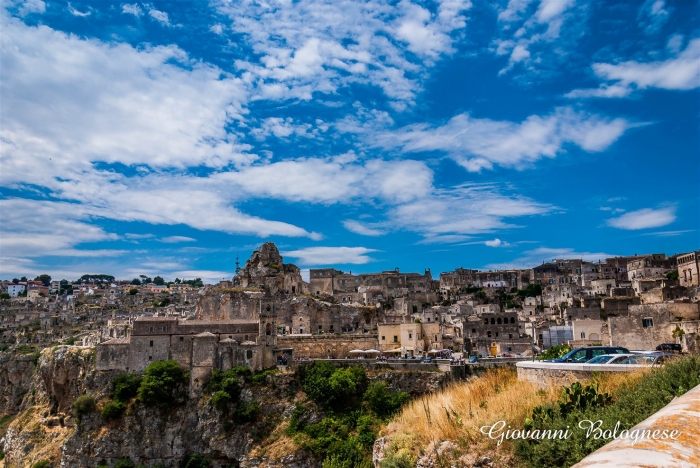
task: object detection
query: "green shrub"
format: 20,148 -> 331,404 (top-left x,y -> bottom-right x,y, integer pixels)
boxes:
297,362 -> 367,411
363,382 -> 409,418
180,453 -> 210,468
65,338 -> 77,345
248,368 -> 278,385
234,400 -> 261,423
137,360 -> 188,408
536,344 -> 571,361
211,390 -> 232,411
515,356 -> 700,468
114,459 -> 136,468
101,400 -> 126,421
72,394 -> 96,422
111,373 -> 142,402
31,461 -> 51,468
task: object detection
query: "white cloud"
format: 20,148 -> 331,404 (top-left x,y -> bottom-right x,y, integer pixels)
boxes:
68,4 -> 90,17
388,185 -> 552,238
0,14 -> 252,174
159,236 -> 196,243
122,3 -> 142,16
216,0 -> 471,105
374,107 -> 631,171
638,0 -> 669,35
148,7 -> 170,26
567,38 -> 700,98
250,117 -> 315,139
0,198 -> 123,259
493,0 -> 581,75
282,246 -> 379,265
17,0 -> 45,16
607,207 -> 676,230
485,238 -> 509,247
343,220 -> 386,236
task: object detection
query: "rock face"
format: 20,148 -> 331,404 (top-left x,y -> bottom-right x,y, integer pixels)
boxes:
235,242 -> 307,295
0,354 -> 36,415
370,371 -> 448,396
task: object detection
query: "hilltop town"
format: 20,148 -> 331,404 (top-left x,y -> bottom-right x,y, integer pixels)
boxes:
2,242 -> 699,379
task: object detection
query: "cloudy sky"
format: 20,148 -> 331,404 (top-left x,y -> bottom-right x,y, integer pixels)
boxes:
0,0 -> 698,283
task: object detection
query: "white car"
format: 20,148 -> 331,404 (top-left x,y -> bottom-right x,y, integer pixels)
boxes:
587,353 -> 645,365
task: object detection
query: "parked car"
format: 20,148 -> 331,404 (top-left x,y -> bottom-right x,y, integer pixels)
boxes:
546,346 -> 630,363
656,343 -> 682,353
587,354 -> 642,365
422,357 -> 432,363
468,355 -> 479,363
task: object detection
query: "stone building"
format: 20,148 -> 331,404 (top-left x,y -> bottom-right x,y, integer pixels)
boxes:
677,250 -> 700,287
96,300 -> 279,376
235,242 -> 306,295
626,254 -> 675,280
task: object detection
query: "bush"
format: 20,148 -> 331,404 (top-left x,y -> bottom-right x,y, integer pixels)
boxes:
515,356 -> 700,467
137,360 -> 188,408
180,453 -> 210,468
536,344 -> 571,361
31,461 -> 51,468
114,459 -> 136,468
211,390 -> 232,411
65,338 -> 77,345
72,394 -> 96,422
101,400 -> 126,421
298,362 -> 367,411
363,382 -> 409,419
234,400 -> 261,423
111,373 -> 142,402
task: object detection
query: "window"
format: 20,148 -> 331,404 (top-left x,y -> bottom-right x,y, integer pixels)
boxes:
490,318 -> 495,325
179,337 -> 183,341
246,350 -> 253,359
484,319 -> 488,324
487,331 -> 491,338
495,332 -> 499,337
162,326 -> 166,332
393,336 -> 398,342
149,340 -> 153,347
580,332 -> 586,339
497,318 -> 502,324
148,356 -> 152,360
471,328 -> 476,334
510,317 -> 515,324
642,318 -> 654,328
381,336 -> 385,340
508,334 -> 512,339
408,333 -> 412,339
570,350 -> 587,362
318,325 -> 322,331
149,326 -> 154,332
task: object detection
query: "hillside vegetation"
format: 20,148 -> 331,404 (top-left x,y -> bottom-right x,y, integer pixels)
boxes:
380,357 -> 700,468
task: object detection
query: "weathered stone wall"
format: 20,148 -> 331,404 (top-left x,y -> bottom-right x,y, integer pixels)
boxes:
278,334 -> 378,359
95,342 -> 129,371
516,361 -> 647,388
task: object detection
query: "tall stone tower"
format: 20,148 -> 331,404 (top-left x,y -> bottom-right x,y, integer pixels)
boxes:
257,299 -> 277,368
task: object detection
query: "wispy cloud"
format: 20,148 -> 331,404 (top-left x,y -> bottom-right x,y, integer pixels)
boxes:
159,236 -> 196,244
486,246 -> 614,270
607,207 -> 676,230
566,38 -> 700,98
282,246 -> 379,265
638,0 -> 670,35
374,107 -> 632,172
343,220 -> 386,237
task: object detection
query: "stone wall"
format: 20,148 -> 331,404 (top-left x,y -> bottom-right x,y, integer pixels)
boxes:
516,361 -> 647,388
277,334 -> 378,359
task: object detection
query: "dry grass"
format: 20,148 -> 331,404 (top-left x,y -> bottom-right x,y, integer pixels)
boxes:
248,420 -> 300,460
381,368 -> 649,464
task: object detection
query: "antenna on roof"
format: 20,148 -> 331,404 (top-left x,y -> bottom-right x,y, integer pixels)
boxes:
235,253 -> 241,275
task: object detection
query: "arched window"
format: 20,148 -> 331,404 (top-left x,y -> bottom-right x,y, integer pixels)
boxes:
497,318 -> 502,324
266,323 -> 271,335
510,317 -> 515,324
490,318 -> 495,325
246,350 -> 253,359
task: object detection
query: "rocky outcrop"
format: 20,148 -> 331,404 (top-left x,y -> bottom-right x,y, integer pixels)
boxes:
370,371 -> 448,396
0,354 -> 36,415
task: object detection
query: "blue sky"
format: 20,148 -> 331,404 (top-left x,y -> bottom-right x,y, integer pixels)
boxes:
0,0 -> 698,284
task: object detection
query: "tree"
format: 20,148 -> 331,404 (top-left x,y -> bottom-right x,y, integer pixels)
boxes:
131,278 -> 142,285
34,274 -> 51,286
20,276 -> 27,282
0,292 -> 10,300
12,278 -> 19,284
666,270 -> 679,281
153,276 -> 165,286
137,360 -> 188,408
174,278 -> 181,284
129,288 -> 139,295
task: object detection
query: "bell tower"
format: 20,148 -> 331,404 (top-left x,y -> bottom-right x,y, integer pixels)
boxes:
258,299 -> 276,346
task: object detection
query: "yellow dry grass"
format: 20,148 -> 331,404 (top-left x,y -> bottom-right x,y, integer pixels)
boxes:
381,367 -> 649,460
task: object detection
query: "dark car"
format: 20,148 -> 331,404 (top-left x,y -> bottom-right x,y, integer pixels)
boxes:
547,346 -> 630,363
656,343 -> 682,353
